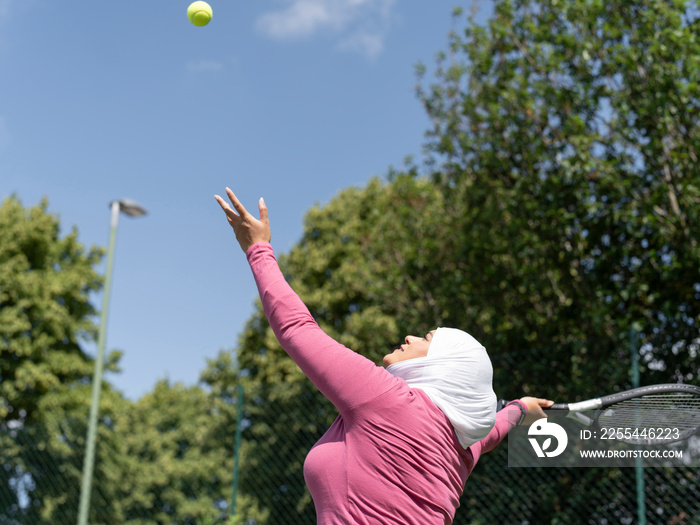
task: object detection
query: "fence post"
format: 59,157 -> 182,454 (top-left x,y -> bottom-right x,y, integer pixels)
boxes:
630,327 -> 647,525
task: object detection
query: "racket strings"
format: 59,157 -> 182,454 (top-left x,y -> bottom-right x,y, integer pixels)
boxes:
597,393 -> 700,442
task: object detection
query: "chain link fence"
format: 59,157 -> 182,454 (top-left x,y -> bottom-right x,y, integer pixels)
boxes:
2,334 -> 698,524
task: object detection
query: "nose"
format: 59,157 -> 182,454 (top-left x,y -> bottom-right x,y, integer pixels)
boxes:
405,335 -> 414,344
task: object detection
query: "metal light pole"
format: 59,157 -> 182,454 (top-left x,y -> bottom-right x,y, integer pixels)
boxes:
77,199 -> 147,525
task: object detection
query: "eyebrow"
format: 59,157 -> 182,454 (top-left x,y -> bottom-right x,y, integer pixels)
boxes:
426,330 -> 436,340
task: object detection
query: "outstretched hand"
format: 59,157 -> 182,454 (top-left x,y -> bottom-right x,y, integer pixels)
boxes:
215,188 -> 271,253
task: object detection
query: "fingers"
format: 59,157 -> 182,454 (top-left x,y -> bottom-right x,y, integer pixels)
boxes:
519,396 -> 554,412
216,189 -> 268,223
225,187 -> 249,218
214,194 -> 239,226
217,189 -> 269,227
258,197 -> 269,224
214,194 -> 233,214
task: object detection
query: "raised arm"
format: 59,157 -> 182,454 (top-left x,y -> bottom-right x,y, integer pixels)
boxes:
215,188 -> 395,413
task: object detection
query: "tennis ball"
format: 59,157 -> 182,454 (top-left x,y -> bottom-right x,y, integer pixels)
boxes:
188,1 -> 212,27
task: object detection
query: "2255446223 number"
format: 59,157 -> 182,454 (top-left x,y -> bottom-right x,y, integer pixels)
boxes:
600,427 -> 680,441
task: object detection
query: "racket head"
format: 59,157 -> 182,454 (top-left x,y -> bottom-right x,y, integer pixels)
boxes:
594,384 -> 700,445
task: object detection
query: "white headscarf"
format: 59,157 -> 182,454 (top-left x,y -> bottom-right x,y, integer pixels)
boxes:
386,327 -> 497,448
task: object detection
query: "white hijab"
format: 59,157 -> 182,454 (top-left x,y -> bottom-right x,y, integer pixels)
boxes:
386,327 -> 497,448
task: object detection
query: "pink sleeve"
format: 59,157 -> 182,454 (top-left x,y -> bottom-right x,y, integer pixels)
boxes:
468,401 -> 525,463
246,242 -> 394,414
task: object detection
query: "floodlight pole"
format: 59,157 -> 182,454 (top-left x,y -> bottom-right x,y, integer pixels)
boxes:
77,200 -> 146,525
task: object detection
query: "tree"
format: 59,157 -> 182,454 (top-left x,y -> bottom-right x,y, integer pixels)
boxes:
108,380 -> 235,525
0,197 -> 101,517
412,1 -> 700,522
0,196 -> 116,522
0,197 -> 247,524
415,0 -> 699,394
0,196 -> 104,422
226,1 -> 700,523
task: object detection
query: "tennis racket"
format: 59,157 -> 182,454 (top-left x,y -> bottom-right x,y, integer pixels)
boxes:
544,383 -> 700,446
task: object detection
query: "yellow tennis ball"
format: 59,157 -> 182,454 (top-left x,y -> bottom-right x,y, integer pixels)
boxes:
187,1 -> 212,27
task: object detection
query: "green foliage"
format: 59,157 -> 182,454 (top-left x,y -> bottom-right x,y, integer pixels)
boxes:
107,380 -> 236,524
0,196 -> 106,522
0,198 -> 238,524
0,196 -> 103,421
415,0 -> 699,395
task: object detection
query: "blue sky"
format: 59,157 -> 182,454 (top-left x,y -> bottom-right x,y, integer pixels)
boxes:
1,0 -> 492,400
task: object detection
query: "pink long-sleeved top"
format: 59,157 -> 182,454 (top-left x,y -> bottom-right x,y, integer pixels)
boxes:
247,243 -> 523,524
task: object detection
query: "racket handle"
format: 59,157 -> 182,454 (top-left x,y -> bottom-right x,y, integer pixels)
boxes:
545,403 -> 569,411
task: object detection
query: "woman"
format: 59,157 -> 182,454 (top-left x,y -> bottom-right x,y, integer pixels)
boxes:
215,188 -> 552,524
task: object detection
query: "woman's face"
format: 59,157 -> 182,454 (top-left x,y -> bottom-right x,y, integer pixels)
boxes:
383,330 -> 436,367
